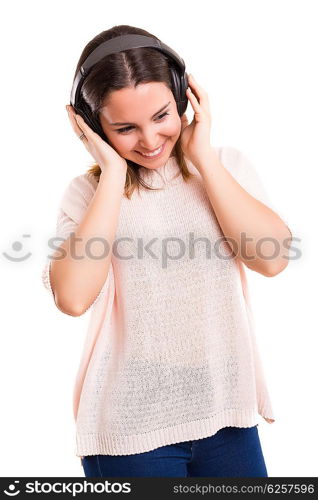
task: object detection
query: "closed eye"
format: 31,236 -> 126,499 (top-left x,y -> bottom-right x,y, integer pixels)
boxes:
116,112 -> 170,134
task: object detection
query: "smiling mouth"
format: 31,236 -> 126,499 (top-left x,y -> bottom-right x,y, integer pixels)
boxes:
135,141 -> 167,158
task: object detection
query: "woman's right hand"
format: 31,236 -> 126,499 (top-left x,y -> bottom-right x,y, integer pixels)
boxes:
66,105 -> 128,175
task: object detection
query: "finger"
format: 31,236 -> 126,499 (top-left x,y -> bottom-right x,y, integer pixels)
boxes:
186,87 -> 201,114
181,116 -> 188,132
188,74 -> 205,92
74,114 -> 88,136
66,106 -> 87,139
188,75 -> 209,105
74,113 -> 100,143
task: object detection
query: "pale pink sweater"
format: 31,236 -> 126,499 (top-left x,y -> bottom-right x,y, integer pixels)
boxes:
42,146 -> 292,458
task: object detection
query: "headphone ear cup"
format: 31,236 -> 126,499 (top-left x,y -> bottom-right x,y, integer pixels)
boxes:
178,70 -> 189,116
169,66 -> 189,116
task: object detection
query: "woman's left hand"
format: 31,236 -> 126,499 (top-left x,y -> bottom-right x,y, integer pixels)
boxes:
180,74 -> 213,172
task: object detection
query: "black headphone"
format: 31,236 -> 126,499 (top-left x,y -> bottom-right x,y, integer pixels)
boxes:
69,34 -> 189,143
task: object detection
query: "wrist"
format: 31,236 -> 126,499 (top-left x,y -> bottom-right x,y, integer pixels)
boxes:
100,164 -> 127,182
197,147 -> 222,177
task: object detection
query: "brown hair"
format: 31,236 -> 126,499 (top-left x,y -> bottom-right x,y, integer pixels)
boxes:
72,25 -> 195,199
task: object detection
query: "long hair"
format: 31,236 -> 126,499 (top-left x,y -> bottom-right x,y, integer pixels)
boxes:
72,25 -> 194,199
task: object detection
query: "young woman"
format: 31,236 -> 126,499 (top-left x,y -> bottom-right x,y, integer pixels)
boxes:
42,24 -> 292,478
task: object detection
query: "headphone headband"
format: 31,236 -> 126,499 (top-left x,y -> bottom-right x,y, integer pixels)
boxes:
71,34 -> 187,106
81,35 -> 185,75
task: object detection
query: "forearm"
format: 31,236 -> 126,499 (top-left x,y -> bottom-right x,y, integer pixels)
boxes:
198,148 -> 291,276
50,167 -> 126,315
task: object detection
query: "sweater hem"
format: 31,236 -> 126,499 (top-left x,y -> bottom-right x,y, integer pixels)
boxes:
75,406 -> 275,458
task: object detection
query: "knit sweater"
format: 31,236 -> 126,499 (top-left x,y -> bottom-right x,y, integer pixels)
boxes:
42,146 -> 292,458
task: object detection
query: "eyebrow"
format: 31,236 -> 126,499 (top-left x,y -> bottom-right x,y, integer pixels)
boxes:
109,101 -> 171,126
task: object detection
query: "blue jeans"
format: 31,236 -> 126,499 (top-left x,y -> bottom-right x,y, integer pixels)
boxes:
82,425 -> 268,477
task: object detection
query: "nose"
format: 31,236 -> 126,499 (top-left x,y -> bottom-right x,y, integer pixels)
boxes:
138,129 -> 162,150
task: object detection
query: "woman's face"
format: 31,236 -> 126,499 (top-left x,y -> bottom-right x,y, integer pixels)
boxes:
99,82 -> 182,169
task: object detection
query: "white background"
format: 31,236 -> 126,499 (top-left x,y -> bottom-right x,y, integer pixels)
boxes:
0,0 -> 315,478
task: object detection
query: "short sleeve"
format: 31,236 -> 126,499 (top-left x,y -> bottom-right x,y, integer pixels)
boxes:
218,146 -> 294,242
41,173 -> 111,313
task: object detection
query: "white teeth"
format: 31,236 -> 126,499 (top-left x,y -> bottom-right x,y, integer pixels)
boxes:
140,144 -> 164,157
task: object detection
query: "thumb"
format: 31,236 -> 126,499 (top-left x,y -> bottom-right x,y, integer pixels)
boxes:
181,113 -> 189,130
